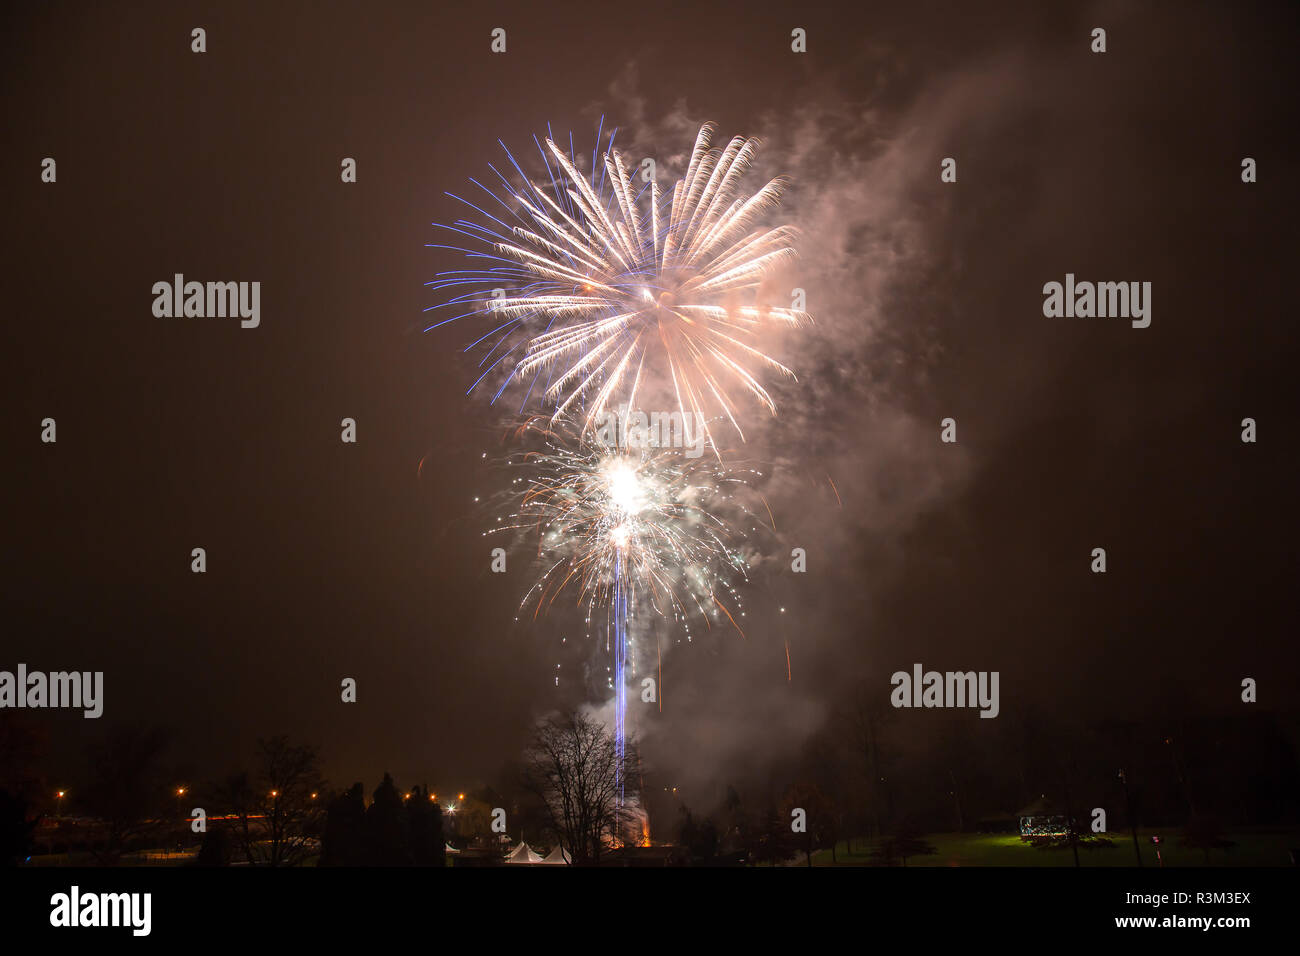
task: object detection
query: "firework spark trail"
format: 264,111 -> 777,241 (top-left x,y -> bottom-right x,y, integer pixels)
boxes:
427,122 -> 811,445
615,550 -> 627,807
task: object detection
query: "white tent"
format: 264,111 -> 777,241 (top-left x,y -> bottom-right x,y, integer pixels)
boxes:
504,841 -> 544,864
538,844 -> 571,865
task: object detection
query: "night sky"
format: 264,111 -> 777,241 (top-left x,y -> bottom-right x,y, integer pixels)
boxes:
4,1 -> 1298,806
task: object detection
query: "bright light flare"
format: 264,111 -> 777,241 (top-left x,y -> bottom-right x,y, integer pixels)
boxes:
603,460 -> 647,515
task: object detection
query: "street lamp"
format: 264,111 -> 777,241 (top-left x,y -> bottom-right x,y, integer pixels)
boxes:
56,790 -> 66,817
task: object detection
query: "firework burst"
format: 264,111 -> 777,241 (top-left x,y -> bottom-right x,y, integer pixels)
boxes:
428,122 -> 810,443
489,418 -> 759,635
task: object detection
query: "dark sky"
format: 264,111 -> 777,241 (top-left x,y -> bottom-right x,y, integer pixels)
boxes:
3,0 -> 1298,804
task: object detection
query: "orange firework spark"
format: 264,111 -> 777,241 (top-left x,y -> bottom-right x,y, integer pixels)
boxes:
826,474 -> 842,508
713,595 -> 745,638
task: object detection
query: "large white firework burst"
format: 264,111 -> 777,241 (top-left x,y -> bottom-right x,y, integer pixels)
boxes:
429,122 -> 811,444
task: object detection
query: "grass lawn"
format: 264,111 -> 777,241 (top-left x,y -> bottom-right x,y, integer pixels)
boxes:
811,827 -> 1300,867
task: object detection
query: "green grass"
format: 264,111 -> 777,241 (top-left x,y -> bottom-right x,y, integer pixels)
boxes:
811,827 -> 1300,867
